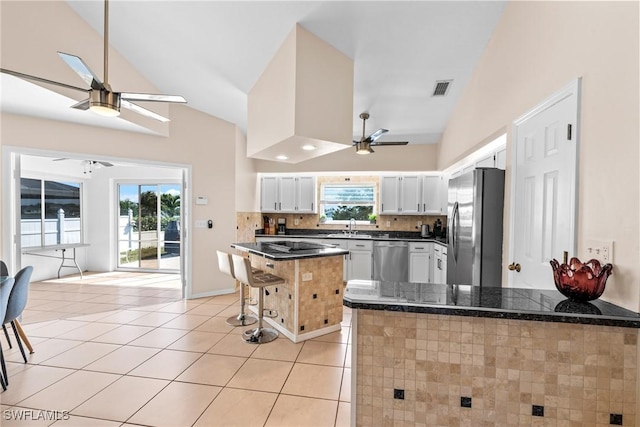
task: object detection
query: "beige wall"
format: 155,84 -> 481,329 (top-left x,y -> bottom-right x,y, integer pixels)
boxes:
437,1 -> 639,310
0,1 -> 241,297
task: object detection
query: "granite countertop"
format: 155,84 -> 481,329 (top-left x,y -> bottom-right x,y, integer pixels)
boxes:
255,230 -> 447,245
232,241 -> 349,260
343,281 -> 640,328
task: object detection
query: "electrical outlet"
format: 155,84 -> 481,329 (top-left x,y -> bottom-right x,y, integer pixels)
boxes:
386,221 -> 391,227
294,218 -> 300,226
194,220 -> 207,228
302,272 -> 313,281
584,240 -> 613,263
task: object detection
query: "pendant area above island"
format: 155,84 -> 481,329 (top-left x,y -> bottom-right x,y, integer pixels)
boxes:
232,240 -> 348,343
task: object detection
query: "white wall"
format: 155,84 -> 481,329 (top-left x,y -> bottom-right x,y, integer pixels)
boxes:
436,1 -> 640,310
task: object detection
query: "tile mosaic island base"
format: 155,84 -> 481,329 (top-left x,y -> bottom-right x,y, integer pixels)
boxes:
345,281 -> 640,426
232,240 -> 348,343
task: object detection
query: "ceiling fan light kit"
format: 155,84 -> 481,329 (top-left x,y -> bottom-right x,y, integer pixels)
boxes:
89,88 -> 121,117
0,0 -> 185,122
353,112 -> 408,154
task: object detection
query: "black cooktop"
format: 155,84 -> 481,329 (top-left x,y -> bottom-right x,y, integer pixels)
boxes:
266,241 -> 326,252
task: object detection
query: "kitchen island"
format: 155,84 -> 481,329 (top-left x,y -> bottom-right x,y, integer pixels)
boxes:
344,281 -> 640,426
232,241 -> 349,342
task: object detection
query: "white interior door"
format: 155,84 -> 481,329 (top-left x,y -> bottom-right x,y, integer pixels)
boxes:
509,79 -> 580,289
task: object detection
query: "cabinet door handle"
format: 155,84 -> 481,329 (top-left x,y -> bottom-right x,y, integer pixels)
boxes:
417,203 -> 420,211
274,202 -> 277,210
279,202 -> 281,210
311,202 -> 314,211
423,203 -> 426,212
381,203 -> 384,211
415,247 -> 424,250
355,244 -> 365,248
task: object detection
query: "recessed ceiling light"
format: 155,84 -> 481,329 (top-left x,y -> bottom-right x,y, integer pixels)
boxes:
302,144 -> 316,151
276,155 -> 288,160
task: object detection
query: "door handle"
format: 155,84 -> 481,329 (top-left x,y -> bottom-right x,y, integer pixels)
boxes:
508,263 -> 521,272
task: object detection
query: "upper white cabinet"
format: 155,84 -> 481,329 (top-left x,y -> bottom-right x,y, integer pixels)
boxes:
421,175 -> 447,215
260,176 -> 279,212
295,176 -> 316,213
260,175 -> 317,213
379,176 -> 400,214
381,174 -> 445,215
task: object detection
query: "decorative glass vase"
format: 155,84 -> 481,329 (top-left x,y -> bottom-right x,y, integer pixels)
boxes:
549,257 -> 613,302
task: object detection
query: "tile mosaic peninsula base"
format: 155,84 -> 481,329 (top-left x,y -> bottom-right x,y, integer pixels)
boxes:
354,309 -> 638,426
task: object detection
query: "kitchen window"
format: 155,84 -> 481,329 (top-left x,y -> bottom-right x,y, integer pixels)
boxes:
20,178 -> 83,248
319,183 -> 376,223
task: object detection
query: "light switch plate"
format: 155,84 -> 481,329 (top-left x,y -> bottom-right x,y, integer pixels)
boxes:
195,220 -> 207,228
302,273 -> 313,281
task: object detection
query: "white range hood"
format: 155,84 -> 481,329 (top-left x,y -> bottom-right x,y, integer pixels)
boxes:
247,24 -> 354,164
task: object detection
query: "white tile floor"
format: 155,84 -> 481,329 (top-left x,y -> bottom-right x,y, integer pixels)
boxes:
1,272 -> 352,426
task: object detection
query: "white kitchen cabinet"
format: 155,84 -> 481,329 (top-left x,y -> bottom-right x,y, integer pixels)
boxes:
380,175 -> 426,215
260,176 -> 279,213
379,176 -> 400,214
295,176 -> 316,213
495,147 -> 507,170
433,243 -> 447,284
260,175 -> 317,213
421,175 -> 447,215
409,242 -> 432,283
347,240 -> 373,281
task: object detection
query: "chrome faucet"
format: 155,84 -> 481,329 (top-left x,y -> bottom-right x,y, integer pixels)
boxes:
349,218 -> 357,235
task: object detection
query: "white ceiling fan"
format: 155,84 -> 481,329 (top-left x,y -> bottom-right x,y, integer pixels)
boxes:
0,0 -> 186,122
53,158 -> 114,174
353,113 -> 408,155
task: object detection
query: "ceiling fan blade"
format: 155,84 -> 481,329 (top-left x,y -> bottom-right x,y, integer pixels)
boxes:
121,99 -> 170,122
366,128 -> 389,143
121,92 -> 187,103
98,161 -> 114,167
57,52 -> 104,90
0,68 -> 89,94
370,140 -> 409,146
52,158 -> 69,161
70,98 -> 91,110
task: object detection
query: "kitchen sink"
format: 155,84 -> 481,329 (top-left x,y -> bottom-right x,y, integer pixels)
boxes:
326,233 -> 372,238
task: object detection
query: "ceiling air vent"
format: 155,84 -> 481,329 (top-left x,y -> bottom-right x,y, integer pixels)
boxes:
432,80 -> 452,97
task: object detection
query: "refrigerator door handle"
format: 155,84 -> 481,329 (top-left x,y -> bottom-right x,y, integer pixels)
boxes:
452,201 -> 459,264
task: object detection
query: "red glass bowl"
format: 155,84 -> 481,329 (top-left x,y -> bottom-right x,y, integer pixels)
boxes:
550,257 -> 613,302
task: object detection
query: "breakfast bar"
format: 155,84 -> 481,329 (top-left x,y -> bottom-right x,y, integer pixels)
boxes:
344,281 -> 640,426
232,240 -> 349,342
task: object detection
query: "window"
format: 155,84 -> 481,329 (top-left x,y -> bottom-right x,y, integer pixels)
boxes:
20,178 -> 82,248
320,183 -> 376,223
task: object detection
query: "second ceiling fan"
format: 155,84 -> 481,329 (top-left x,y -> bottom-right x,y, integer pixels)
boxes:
353,113 -> 409,155
0,0 -> 186,122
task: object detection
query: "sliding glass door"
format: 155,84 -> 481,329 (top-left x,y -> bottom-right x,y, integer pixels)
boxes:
117,183 -> 181,271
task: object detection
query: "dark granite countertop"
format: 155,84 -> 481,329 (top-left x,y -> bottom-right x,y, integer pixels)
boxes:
232,241 -> 349,260
255,230 -> 447,245
343,281 -> 640,328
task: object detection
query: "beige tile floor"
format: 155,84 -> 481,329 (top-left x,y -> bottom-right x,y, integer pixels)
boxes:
1,272 -> 352,427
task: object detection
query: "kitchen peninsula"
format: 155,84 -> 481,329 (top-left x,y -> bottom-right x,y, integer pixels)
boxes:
232,240 -> 348,342
344,281 -> 640,426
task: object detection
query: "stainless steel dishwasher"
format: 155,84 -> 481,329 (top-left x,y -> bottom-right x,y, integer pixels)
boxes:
373,241 -> 409,282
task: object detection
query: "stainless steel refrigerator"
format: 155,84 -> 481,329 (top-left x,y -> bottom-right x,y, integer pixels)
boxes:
447,168 -> 505,287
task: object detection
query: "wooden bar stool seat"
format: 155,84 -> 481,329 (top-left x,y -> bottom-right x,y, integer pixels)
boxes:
231,254 -> 284,344
217,251 -> 258,327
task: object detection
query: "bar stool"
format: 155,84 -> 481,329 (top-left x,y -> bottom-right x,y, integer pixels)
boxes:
231,254 -> 284,344
217,251 -> 257,327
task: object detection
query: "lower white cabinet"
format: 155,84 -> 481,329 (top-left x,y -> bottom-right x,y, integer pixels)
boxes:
433,243 -> 447,284
409,242 -> 432,283
347,240 -> 373,281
